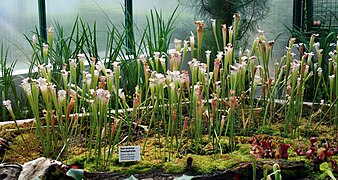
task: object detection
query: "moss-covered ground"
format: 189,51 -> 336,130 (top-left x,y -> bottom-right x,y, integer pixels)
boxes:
0,108 -> 337,179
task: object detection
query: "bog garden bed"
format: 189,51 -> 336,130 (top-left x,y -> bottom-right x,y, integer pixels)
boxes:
0,12 -> 338,180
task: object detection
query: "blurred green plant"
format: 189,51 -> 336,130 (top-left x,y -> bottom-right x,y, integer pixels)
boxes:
0,43 -> 23,121
319,162 -> 337,180
24,17 -> 141,103
285,12 -> 338,136
286,11 -> 338,103
145,6 -> 179,56
24,17 -> 87,86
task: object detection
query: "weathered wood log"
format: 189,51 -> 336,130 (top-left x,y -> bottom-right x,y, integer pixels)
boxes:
0,163 -> 22,180
84,160 -> 309,180
193,160 -> 307,180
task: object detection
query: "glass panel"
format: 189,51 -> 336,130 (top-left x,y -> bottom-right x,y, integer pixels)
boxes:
249,0 -> 293,69
133,0 -> 195,50
0,1 -> 293,72
46,0 -> 124,57
313,0 -> 338,27
0,1 -> 39,72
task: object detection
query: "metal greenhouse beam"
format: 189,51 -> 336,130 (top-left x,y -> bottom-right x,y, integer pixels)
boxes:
38,0 -> 47,41
307,0 -> 313,31
125,0 -> 135,55
293,0 -> 303,30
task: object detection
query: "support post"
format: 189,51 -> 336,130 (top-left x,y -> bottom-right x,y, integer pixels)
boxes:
125,0 -> 135,55
293,0 -> 303,31
306,0 -> 313,31
38,0 -> 47,41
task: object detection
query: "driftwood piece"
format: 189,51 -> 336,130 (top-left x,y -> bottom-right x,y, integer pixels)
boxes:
84,160 -> 308,180
193,160 -> 307,180
0,163 -> 22,180
18,157 -> 55,180
84,169 -> 177,180
0,157 -> 71,180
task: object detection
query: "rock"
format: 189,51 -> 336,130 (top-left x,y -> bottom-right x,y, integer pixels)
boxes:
0,163 -> 22,180
18,157 -> 69,180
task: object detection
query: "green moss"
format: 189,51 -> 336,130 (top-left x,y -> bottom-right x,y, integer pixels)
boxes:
83,158 -> 97,172
163,161 -> 185,174
64,153 -> 87,167
0,128 -> 17,141
81,153 -> 162,174
6,124 -> 334,178
185,149 -> 251,174
0,123 -> 17,130
237,144 -> 250,154
75,142 -> 252,175
120,161 -> 159,174
2,132 -> 39,163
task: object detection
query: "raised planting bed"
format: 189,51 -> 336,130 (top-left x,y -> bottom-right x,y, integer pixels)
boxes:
1,13 -> 338,180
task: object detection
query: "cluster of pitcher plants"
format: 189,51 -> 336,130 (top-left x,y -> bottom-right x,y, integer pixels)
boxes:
3,13 -> 338,170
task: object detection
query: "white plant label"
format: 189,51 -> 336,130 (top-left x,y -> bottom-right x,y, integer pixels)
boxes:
119,146 -> 141,162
